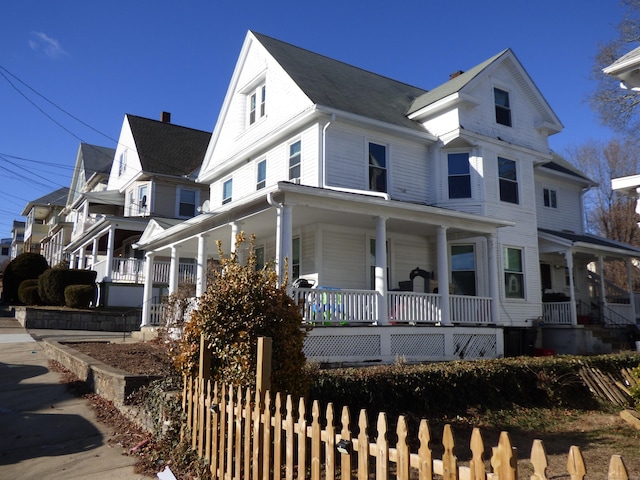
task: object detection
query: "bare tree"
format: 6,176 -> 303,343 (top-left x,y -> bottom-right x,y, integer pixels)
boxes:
591,0 -> 640,133
566,138 -> 640,288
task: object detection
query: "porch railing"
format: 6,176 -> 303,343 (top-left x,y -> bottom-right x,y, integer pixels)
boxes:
92,258 -> 197,284
293,288 -> 493,325
542,301 -> 573,325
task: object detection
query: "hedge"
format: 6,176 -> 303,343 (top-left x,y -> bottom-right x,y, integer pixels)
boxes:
38,269 -> 97,306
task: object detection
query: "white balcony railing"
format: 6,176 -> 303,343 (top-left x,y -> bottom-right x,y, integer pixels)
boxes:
93,258 -> 197,285
542,301 -> 573,325
294,288 -> 378,324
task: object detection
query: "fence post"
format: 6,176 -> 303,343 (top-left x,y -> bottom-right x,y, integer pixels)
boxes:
199,333 -> 211,382
256,336 -> 272,397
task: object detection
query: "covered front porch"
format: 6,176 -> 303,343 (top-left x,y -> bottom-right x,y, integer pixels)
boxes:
538,228 -> 640,328
135,183 -> 513,334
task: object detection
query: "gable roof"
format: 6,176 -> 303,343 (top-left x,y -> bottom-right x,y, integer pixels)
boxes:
80,143 -> 115,177
539,228 -> 640,256
603,45 -> 640,74
127,115 -> 211,177
408,50 -> 508,114
539,152 -> 595,185
21,187 -> 70,215
252,32 -> 428,132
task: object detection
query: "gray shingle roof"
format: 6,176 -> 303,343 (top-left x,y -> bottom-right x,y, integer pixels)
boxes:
539,228 -> 640,254
30,187 -> 70,207
253,32 -> 428,132
408,50 -> 509,114
127,115 -> 211,176
607,45 -> 640,71
80,143 -> 115,176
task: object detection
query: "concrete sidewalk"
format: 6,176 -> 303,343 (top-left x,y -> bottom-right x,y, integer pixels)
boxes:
0,317 -> 151,479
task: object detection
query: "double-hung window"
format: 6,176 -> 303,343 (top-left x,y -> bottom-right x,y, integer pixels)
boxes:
447,152 -> 471,199
543,188 -> 557,208
451,245 -> 476,295
494,88 -> 512,126
249,84 -> 266,125
178,188 -> 197,217
257,159 -> 267,190
369,142 -> 387,193
289,141 -> 301,180
138,184 -> 148,216
498,157 -> 518,204
222,178 -> 233,205
504,247 -> 524,299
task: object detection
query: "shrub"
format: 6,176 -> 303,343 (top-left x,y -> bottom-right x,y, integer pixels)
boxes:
64,284 -> 96,309
174,233 -> 309,398
39,269 -> 97,306
18,279 -> 41,305
2,253 -> 49,303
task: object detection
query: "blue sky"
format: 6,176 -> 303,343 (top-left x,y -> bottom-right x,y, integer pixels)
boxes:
0,0 -> 626,239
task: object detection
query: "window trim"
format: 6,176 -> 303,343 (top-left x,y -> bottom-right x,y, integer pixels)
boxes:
450,244 -> 477,296
137,184 -> 149,216
494,87 -> 512,127
118,150 -> 127,177
247,83 -> 266,126
222,178 -> 233,205
504,246 -> 525,299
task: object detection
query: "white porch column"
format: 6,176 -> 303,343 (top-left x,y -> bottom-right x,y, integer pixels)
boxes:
486,233 -> 500,324
437,226 -> 451,325
282,204 -> 293,286
91,238 -> 99,269
105,225 -> 115,281
598,255 -> 607,308
69,252 -> 77,269
78,246 -> 86,270
168,245 -> 180,295
566,249 -> 578,326
196,234 -> 208,297
230,221 -> 243,258
627,259 -> 637,322
375,216 -> 388,325
274,208 -> 282,275
141,252 -> 155,327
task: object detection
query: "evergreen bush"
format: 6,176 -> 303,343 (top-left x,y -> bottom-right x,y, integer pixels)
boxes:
18,279 -> 41,305
2,253 -> 49,303
64,284 -> 97,309
39,269 -> 97,306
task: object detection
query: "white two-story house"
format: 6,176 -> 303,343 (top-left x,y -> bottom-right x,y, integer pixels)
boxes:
134,31 -> 640,360
63,112 -> 211,307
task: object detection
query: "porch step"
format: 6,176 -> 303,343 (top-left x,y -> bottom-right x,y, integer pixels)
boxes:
584,324 -> 635,352
131,326 -> 160,341
0,303 -> 15,318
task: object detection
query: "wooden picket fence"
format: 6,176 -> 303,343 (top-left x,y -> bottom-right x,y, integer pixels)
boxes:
181,376 -> 633,480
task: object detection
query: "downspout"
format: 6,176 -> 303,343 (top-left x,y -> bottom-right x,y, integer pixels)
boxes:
321,114 -> 335,188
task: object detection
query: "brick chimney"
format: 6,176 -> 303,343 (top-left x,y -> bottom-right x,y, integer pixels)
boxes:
449,70 -> 464,80
160,111 -> 171,123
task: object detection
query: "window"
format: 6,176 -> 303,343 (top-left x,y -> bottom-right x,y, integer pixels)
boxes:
138,185 -> 148,215
451,245 -> 476,296
448,153 -> 471,198
118,151 -> 127,176
369,142 -> 387,193
289,141 -> 301,180
178,188 -> 197,217
543,188 -> 557,208
504,247 -> 524,298
292,236 -> 300,280
494,88 -> 512,126
128,191 -> 135,216
254,246 -> 265,271
1,247 -> 8,256
540,263 -> 552,291
257,159 -> 267,190
498,157 -> 518,204
249,84 -> 266,125
222,178 -> 233,205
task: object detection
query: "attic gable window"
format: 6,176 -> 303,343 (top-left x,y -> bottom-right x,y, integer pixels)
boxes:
494,88 -> 512,127
249,84 -> 266,125
118,150 -> 127,176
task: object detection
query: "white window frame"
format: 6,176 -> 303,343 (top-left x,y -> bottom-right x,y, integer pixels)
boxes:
137,184 -> 149,216
504,246 -> 525,299
289,140 -> 301,181
118,150 -> 127,177
256,159 -> 267,190
176,187 -> 199,218
543,187 -> 558,209
498,157 -> 519,204
222,178 -> 233,205
248,83 -> 266,126
494,87 -> 512,127
450,244 -> 476,296
368,141 -> 388,194
447,151 -> 472,199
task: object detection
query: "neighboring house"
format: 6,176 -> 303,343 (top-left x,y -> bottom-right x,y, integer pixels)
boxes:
10,221 -> 24,259
602,45 -> 640,91
0,237 -> 11,266
41,143 -> 116,267
21,187 -> 69,256
63,112 -> 211,307
134,31 -> 640,360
